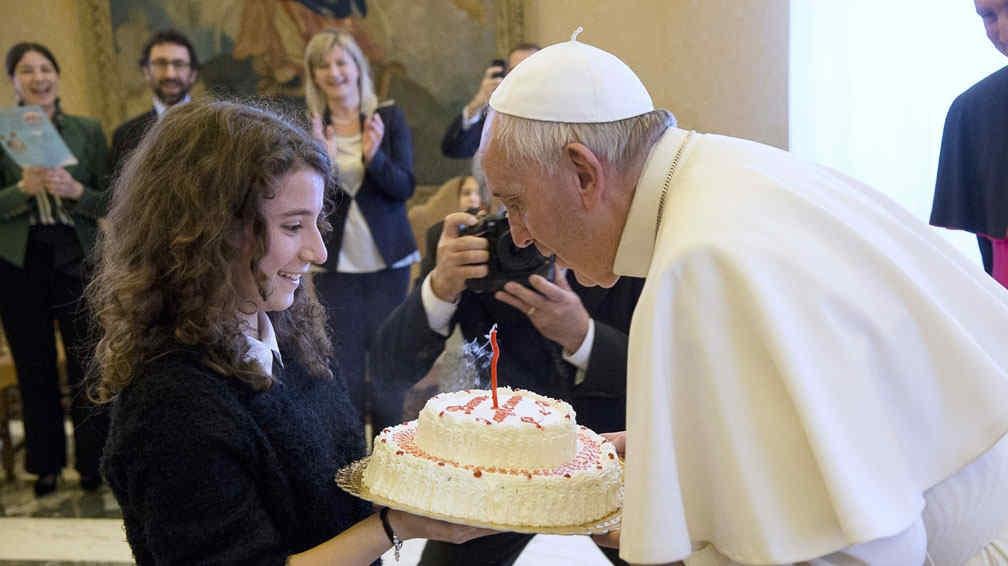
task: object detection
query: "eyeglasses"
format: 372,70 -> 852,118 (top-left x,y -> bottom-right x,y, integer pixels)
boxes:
148,59 -> 191,71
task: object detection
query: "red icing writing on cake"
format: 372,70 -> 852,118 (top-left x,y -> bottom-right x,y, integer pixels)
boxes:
492,395 -> 524,422
445,395 -> 489,415
521,416 -> 544,430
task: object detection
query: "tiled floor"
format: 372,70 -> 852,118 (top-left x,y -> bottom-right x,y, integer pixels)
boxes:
0,421 -> 615,565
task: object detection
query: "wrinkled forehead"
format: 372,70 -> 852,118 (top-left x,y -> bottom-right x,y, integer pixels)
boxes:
477,112 -> 530,199
476,110 -> 497,159
475,119 -> 505,187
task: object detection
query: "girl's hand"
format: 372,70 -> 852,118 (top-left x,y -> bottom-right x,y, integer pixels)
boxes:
389,509 -> 495,543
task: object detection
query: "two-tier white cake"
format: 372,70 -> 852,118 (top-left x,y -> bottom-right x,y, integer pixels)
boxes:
362,387 -> 622,527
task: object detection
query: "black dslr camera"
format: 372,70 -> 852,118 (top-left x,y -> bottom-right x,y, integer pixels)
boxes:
457,213 -> 555,293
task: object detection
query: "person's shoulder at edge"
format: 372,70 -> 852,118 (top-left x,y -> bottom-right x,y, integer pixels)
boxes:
955,64 -> 1008,106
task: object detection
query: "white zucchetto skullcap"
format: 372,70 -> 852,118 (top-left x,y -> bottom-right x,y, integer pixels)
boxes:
489,27 -> 654,123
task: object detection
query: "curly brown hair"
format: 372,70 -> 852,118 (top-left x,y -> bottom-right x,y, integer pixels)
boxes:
89,99 -> 336,402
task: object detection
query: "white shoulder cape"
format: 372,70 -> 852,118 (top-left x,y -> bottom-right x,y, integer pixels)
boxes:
616,130 -> 1008,564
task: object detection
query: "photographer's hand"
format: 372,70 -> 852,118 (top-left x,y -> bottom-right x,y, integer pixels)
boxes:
430,212 -> 490,303
464,66 -> 504,120
495,270 -> 591,354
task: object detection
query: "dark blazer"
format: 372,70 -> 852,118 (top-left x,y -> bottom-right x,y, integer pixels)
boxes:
109,109 -> 158,178
0,112 -> 108,268
374,219 -> 644,433
440,112 -> 484,159
932,64 -> 1008,239
324,104 -> 417,270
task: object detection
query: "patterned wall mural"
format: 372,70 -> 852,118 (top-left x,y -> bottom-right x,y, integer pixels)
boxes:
89,0 -> 523,184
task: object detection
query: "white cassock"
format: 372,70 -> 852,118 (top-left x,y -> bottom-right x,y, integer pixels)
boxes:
613,128 -> 1008,565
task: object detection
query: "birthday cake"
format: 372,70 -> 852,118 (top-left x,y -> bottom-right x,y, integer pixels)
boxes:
362,387 -> 623,528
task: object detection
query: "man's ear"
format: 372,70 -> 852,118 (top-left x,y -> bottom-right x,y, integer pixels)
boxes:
564,142 -> 604,208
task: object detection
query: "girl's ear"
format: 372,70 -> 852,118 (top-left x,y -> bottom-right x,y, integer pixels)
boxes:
227,218 -> 254,252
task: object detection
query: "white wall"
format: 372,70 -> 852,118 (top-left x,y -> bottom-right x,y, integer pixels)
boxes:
789,1 -> 1005,264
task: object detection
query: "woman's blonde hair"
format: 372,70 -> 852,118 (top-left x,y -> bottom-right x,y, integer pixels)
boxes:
88,99 -> 336,402
304,29 -> 377,119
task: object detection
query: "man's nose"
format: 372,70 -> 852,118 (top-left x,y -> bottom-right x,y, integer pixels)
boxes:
998,16 -> 1008,45
508,217 -> 533,248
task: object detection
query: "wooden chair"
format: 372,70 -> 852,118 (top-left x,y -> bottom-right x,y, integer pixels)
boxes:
0,328 -> 21,481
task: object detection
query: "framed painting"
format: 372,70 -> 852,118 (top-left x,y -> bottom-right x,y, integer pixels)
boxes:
80,0 -> 524,184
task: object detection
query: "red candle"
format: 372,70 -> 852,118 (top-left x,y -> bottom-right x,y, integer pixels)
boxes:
489,324 -> 500,409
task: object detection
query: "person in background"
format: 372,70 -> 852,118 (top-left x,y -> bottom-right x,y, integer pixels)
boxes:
93,99 -> 490,565
0,42 -> 109,497
108,29 -> 199,174
456,174 -> 483,212
480,34 -> 1008,565
931,0 -> 1008,288
440,43 -> 539,159
303,29 -> 418,434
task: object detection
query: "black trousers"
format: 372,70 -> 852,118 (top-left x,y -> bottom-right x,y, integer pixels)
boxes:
0,226 -> 108,476
315,267 -> 410,434
420,532 -> 628,566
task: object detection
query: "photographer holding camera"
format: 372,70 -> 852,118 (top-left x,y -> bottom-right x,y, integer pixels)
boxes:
440,43 -> 540,159
373,209 -> 644,566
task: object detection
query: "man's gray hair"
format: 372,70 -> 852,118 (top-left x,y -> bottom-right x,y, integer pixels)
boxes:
489,109 -> 676,173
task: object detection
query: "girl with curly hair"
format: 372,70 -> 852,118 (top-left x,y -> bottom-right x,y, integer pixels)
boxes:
91,99 -> 487,564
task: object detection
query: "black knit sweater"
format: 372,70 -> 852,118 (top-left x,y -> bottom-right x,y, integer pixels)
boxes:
101,347 -> 372,565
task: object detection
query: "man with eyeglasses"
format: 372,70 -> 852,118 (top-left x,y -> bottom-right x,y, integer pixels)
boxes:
109,29 -> 200,175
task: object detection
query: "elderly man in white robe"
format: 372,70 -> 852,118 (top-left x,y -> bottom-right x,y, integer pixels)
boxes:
475,29 -> 1008,566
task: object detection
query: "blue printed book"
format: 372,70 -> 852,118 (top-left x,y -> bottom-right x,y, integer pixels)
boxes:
0,106 -> 77,168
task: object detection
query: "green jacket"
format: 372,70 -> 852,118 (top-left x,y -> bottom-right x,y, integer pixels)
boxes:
0,112 -> 109,268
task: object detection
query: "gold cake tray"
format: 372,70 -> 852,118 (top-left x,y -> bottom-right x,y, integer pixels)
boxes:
335,457 -> 622,535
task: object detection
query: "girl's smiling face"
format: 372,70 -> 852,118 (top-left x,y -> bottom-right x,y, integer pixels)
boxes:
233,167 -> 328,315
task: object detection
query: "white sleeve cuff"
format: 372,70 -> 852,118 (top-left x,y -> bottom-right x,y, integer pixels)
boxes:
461,106 -> 485,130
421,273 -> 459,337
562,318 -> 595,372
